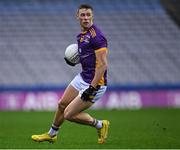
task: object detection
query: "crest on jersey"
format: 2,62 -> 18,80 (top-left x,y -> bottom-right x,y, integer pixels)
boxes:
84,35 -> 90,43
79,35 -> 90,43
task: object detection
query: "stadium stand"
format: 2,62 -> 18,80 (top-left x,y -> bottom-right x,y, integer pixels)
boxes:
0,0 -> 180,90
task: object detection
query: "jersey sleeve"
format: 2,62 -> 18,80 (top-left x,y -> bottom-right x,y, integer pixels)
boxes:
91,33 -> 108,52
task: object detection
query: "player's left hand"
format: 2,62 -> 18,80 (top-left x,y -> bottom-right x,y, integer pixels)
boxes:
81,85 -> 97,102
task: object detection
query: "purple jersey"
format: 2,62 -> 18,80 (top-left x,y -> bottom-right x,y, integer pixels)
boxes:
77,24 -> 108,86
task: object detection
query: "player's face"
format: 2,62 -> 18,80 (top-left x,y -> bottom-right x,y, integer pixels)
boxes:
77,8 -> 93,31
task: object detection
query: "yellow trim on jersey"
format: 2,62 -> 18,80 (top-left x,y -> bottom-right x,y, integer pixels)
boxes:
98,76 -> 105,85
95,60 -> 106,86
95,47 -> 108,53
81,31 -> 87,34
80,36 -> 84,43
90,28 -> 96,38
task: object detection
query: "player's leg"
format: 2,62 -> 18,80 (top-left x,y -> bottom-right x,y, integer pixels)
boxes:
31,84 -> 79,143
64,95 -> 94,124
48,84 -> 79,135
64,91 -> 109,144
73,112 -> 110,144
64,99 -> 103,128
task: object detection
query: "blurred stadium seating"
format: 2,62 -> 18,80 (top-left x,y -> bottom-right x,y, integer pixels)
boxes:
0,0 -> 180,90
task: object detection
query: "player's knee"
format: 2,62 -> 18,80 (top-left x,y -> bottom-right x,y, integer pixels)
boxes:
64,110 -> 73,121
58,101 -> 66,112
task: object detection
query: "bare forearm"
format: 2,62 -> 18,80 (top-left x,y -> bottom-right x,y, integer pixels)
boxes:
91,64 -> 107,88
91,49 -> 108,88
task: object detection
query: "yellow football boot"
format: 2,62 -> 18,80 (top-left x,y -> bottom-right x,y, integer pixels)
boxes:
97,120 -> 110,144
31,132 -> 57,143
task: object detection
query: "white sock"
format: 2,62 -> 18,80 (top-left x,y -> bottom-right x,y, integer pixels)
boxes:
48,124 -> 59,137
96,120 -> 103,129
92,119 -> 103,129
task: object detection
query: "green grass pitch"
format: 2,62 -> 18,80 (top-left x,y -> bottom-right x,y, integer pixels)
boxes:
0,108 -> 180,149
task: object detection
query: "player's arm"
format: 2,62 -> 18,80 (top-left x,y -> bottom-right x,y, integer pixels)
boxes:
81,48 -> 108,102
91,48 -> 108,88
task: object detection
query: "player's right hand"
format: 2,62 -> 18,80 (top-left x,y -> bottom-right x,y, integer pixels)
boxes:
81,85 -> 97,102
64,57 -> 76,66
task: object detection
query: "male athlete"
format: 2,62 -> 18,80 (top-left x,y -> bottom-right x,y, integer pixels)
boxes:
32,4 -> 109,144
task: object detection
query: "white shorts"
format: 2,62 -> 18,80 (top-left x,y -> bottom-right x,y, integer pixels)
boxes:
70,74 -> 107,103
